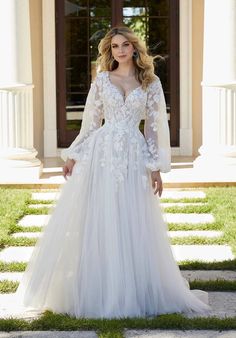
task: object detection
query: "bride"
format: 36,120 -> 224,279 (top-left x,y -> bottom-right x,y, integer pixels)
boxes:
16,26 -> 211,318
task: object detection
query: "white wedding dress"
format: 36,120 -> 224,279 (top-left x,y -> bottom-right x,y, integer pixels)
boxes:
16,71 -> 211,318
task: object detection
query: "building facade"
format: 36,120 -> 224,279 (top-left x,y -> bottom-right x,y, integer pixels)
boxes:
0,0 -> 235,181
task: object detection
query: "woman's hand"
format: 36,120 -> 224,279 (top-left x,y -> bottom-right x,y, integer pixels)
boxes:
63,159 -> 75,180
151,170 -> 163,197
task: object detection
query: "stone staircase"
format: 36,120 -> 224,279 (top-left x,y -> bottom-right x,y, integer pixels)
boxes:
0,188 -> 236,321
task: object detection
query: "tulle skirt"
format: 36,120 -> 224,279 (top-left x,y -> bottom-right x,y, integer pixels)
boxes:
16,127 -> 211,318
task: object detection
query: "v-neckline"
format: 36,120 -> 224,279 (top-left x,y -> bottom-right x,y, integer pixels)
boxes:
106,71 -> 142,103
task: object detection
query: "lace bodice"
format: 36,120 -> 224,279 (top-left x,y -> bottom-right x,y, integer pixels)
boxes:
61,71 -> 171,173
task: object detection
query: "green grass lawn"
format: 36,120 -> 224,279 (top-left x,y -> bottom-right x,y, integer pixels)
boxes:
0,189 -> 31,249
1,310 -> 236,334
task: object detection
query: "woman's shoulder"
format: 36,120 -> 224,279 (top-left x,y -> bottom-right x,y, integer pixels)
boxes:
95,70 -> 108,80
150,74 -> 161,85
91,71 -> 108,87
147,75 -> 161,92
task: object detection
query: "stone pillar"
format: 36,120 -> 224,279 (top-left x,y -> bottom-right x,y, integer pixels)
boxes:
0,0 -> 42,182
193,0 -> 236,174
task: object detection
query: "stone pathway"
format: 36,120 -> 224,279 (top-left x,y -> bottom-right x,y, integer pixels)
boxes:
2,270 -> 236,284
165,213 -> 215,224
18,215 -> 50,227
0,188 -> 235,323
0,332 -> 98,338
124,330 -> 236,338
12,232 -> 42,238
0,244 -> 234,264
161,202 -> 206,208
31,190 -> 207,202
181,270 -> 236,281
172,245 -> 234,262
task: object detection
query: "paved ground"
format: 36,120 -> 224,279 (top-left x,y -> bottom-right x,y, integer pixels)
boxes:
0,332 -> 98,338
1,330 -> 236,338
124,330 -> 236,338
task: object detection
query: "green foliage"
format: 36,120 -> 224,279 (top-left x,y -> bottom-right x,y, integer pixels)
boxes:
161,198 -> 208,203
0,189 -> 31,241
0,280 -> 18,293
25,207 -> 52,215
190,279 -> 236,291
1,311 -> 236,332
28,199 -> 54,205
0,261 -> 27,272
168,222 -> 222,231
0,318 -> 30,331
164,204 -> 212,214
203,187 -> 236,255
179,259 -> 236,271
0,237 -> 37,247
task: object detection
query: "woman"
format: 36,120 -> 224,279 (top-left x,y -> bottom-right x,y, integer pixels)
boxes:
17,26 -> 211,318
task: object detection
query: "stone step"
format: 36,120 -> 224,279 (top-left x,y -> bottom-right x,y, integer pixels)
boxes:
18,215 -> 50,227
28,204 -> 53,209
0,245 -> 234,263
29,202 -> 208,210
168,230 -> 223,238
2,270 -> 236,284
173,245 -> 234,262
12,232 -> 42,238
161,202 -> 207,208
31,190 -> 206,202
0,272 -> 23,282
165,213 -> 215,224
0,327 -> 97,337
161,191 -> 206,200
11,230 -> 222,240
181,270 -> 236,282
0,247 -> 34,263
17,213 -> 215,228
32,192 -> 59,201
125,329 -> 236,337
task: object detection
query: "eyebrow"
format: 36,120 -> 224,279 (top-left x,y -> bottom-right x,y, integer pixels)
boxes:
111,40 -> 130,45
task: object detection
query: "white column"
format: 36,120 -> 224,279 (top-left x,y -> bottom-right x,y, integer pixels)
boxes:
43,0 -> 57,157
0,0 -> 42,182
179,0 -> 193,156
194,0 -> 236,173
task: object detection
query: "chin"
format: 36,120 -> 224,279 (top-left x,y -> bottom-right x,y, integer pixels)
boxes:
117,57 -> 132,63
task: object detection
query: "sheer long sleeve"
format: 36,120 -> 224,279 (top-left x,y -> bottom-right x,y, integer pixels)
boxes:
144,76 -> 171,173
61,74 -> 104,161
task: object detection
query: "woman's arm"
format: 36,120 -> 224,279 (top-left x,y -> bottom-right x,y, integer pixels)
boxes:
62,73 -> 104,177
144,76 -> 171,196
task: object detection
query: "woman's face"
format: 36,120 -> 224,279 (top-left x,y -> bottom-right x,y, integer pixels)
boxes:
111,34 -> 135,64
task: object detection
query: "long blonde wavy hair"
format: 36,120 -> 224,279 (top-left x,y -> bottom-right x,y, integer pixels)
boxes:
96,26 -> 158,89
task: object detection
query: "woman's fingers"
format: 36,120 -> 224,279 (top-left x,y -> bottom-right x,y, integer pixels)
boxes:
153,179 -> 163,196
63,166 -> 68,180
63,160 -> 75,180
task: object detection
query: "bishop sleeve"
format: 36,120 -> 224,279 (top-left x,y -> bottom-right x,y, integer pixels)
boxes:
61,74 -> 104,161
144,76 -> 171,173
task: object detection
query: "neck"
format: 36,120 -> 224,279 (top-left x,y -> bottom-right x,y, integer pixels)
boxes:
116,62 -> 136,77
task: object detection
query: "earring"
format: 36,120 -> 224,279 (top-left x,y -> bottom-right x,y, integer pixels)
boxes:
133,50 -> 138,59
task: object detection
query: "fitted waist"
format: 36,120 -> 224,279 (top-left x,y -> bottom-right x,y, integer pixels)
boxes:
103,119 -> 140,131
